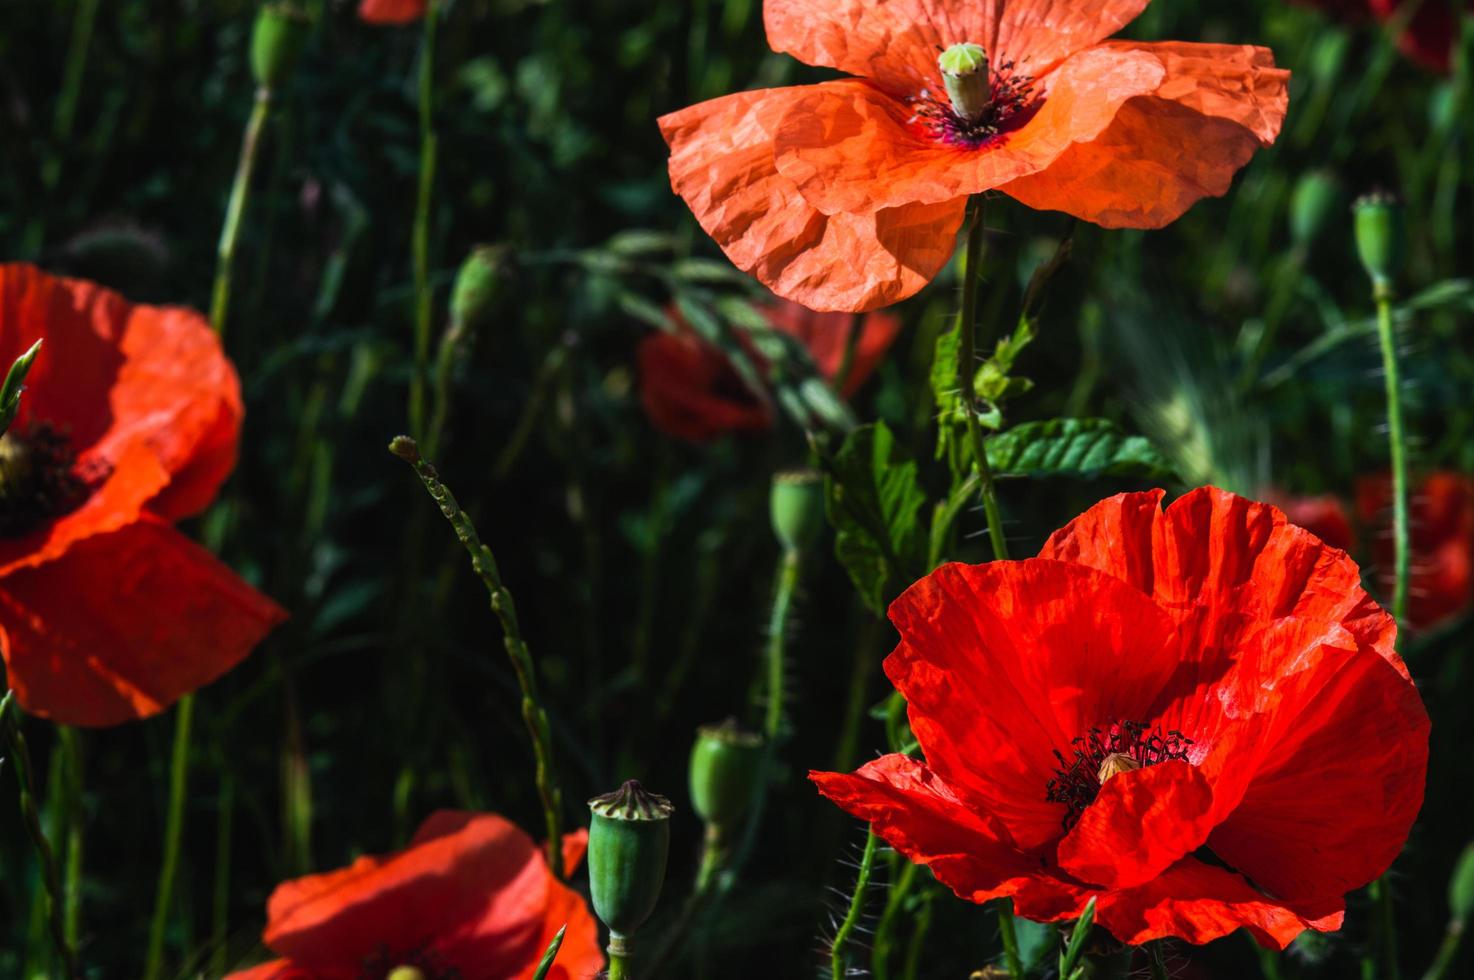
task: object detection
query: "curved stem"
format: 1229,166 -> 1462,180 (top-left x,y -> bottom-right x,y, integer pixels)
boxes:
765,548 -> 801,741
1420,921 -> 1466,980
956,199 -> 1009,561
211,90 -> 273,338
144,692 -> 195,980
830,830 -> 879,980
409,0 -> 441,439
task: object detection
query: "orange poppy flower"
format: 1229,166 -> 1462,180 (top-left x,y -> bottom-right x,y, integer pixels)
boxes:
225,811 -> 603,980
0,264 -> 285,727
638,297 -> 901,442
359,0 -> 425,25
659,0 -> 1290,312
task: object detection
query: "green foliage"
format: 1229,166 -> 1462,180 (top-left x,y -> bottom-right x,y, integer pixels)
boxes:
985,418 -> 1177,481
823,422 -> 927,614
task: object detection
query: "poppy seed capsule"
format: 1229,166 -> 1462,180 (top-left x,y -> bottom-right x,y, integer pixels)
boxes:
450,246 -> 507,329
386,968 -> 426,980
689,720 -> 764,831
1288,170 -> 1341,253
938,43 -> 991,123
770,469 -> 825,553
1450,843 -> 1474,924
1096,752 -> 1141,785
1352,191 -> 1405,296
251,4 -> 310,93
587,780 -> 673,939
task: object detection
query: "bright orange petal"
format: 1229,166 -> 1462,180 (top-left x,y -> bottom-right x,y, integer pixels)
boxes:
999,42 -> 1289,228
772,48 -> 1165,215
763,0 -> 1150,94
0,516 -> 285,727
659,88 -> 966,312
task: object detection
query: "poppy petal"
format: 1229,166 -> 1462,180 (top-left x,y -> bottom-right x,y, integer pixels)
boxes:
658,87 -> 966,312
999,42 -> 1288,227
762,301 -> 903,396
810,755 -> 1090,919
1056,761 -> 1215,889
772,49 -> 1165,216
885,559 -> 1181,849
636,331 -> 772,442
222,961 -> 316,980
0,516 -> 285,727
359,0 -> 425,24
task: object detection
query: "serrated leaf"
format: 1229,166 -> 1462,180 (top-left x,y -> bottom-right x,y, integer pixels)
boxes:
985,418 -> 1175,480
824,422 -> 927,613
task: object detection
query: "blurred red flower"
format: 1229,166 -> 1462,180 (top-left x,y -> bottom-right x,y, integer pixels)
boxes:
226,811 -> 603,980
359,0 -> 426,25
637,298 -> 901,443
0,264 -> 285,727
1297,0 -> 1457,73
812,487 -> 1428,948
1269,492 -> 1357,552
1357,471 -> 1474,631
659,0 -> 1290,312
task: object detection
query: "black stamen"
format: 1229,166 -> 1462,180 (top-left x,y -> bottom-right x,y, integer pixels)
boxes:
1045,721 -> 1194,830
0,421 -> 88,538
907,61 -> 1037,148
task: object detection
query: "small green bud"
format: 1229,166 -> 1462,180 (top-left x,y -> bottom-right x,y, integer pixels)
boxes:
689,719 -> 764,831
1450,843 -> 1474,924
938,43 -> 990,123
0,339 -> 42,438
1352,190 -> 1405,296
770,469 -> 825,553
251,4 -> 310,93
587,780 -> 673,940
450,245 -> 507,329
1288,170 -> 1341,252
387,435 -> 421,463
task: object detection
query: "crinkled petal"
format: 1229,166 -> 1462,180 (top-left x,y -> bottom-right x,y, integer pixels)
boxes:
810,755 -> 1088,918
0,515 -> 285,727
658,88 -> 965,312
885,559 -> 1181,849
764,0 -> 1150,95
1094,857 -> 1345,949
999,42 -> 1289,227
1057,761 -> 1214,889
773,49 -> 1165,215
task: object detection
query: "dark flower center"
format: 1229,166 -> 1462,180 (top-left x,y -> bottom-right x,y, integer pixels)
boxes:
1046,721 -> 1194,830
359,947 -> 460,980
0,421 -> 88,538
908,62 -> 1037,149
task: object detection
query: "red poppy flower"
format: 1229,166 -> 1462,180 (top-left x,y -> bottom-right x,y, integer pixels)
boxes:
1357,471 -> 1474,631
812,487 -> 1428,948
0,264 -> 285,727
1297,0 -> 1456,73
1266,492 -> 1357,553
359,0 -> 426,24
658,0 -> 1290,312
226,811 -> 603,980
637,297 -> 901,443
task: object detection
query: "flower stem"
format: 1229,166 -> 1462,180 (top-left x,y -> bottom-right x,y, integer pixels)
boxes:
765,548 -> 801,740
1148,943 -> 1170,980
956,198 -> 1009,561
210,768 -> 235,979
608,947 -> 633,980
830,829 -> 879,980
211,90 -> 273,338
408,0 -> 441,439
143,691 -> 195,980
1,692 -> 78,979
1419,921 -> 1466,980
57,726 -> 83,950
996,898 -> 1024,978
391,437 -> 566,878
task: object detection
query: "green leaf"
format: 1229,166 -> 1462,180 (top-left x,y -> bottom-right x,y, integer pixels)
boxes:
985,418 -> 1175,481
604,229 -> 676,257
824,422 -> 928,613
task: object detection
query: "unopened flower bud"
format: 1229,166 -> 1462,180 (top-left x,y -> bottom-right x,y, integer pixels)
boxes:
689,719 -> 764,831
1450,843 -> 1474,925
770,469 -> 824,553
0,339 -> 42,438
939,43 -> 990,123
1353,191 -> 1405,297
251,4 -> 310,93
450,245 -> 506,330
1288,170 -> 1341,253
588,780 -> 673,940
1096,752 -> 1140,785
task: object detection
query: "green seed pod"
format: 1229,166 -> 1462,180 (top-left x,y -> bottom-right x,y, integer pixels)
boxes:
689,719 -> 764,831
1449,843 -> 1474,924
938,43 -> 990,123
587,780 -> 673,940
450,245 -> 507,330
770,469 -> 824,553
1352,191 -> 1405,296
251,4 -> 310,93
1288,170 -> 1341,253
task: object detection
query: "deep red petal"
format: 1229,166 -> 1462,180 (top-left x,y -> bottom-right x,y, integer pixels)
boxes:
1056,761 -> 1215,889
0,516 -> 285,727
762,299 -> 903,396
1357,472 -> 1474,631
636,331 -> 772,443
885,559 -> 1181,849
358,0 -> 425,25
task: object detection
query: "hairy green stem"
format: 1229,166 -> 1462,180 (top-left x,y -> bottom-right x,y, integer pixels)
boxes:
211,90 -> 273,338
830,830 -> 879,980
956,199 -> 1010,561
143,692 -> 195,980
409,0 -> 441,439
2,693 -> 78,978
997,898 -> 1024,978
766,548 -> 801,740
393,438 -> 565,878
